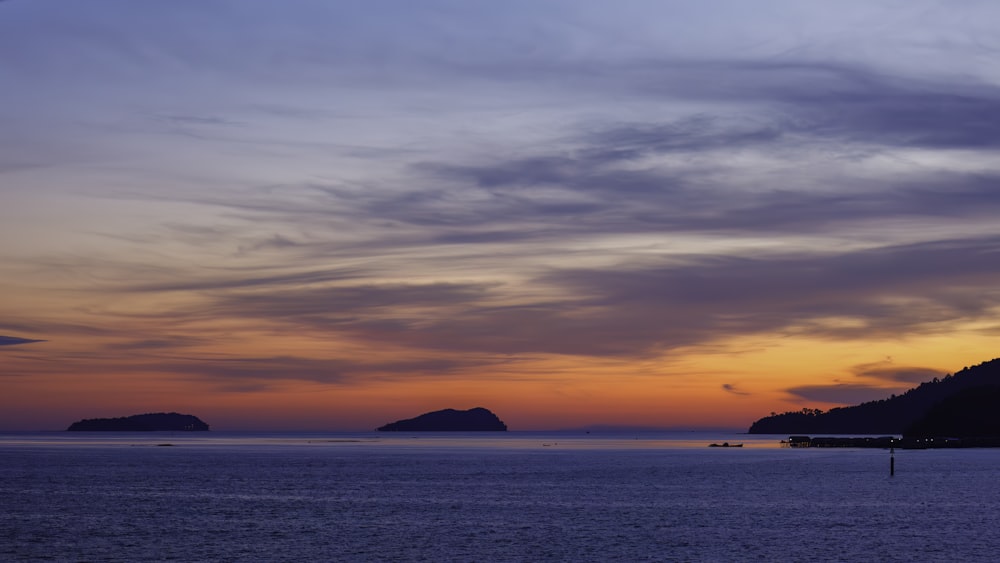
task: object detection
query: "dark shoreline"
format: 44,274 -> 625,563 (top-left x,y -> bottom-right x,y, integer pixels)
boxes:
783,436 -> 1000,449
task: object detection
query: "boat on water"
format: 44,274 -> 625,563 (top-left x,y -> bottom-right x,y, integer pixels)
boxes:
708,442 -> 743,448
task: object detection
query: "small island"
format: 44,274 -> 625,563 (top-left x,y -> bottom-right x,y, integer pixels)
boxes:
67,412 -> 210,431
377,407 -> 507,431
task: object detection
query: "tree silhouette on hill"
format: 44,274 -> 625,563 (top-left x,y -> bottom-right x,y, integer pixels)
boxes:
748,358 -> 1000,435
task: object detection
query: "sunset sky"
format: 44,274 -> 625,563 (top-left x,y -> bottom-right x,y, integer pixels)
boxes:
3,1 -> 1000,431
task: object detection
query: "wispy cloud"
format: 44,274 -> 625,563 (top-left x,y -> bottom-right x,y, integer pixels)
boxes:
126,267 -> 366,293
782,359 -> 946,406
852,361 -> 945,384
155,114 -> 241,128
0,335 -> 44,347
785,383 -> 904,405
722,383 -> 750,396
64,233 -> 995,364
4,1 -> 1000,429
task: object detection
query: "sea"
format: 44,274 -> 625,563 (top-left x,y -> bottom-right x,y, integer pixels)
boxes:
3,431 -> 999,562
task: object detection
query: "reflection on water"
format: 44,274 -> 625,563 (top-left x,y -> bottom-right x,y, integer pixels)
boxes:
0,430 -> 783,450
5,431 -> 995,561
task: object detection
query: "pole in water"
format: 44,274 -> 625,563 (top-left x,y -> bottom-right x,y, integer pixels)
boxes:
890,444 -> 895,476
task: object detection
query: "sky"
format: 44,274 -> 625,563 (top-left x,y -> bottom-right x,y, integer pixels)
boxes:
2,0 -> 1000,431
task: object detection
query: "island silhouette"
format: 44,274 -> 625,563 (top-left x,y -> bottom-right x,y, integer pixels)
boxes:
748,358 -> 1000,440
67,412 -> 209,431
377,407 -> 507,431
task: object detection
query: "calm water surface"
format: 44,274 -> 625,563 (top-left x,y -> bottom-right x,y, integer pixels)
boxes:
2,432 -> 999,561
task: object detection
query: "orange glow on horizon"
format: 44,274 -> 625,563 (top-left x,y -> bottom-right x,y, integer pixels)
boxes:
3,325 -> 995,432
